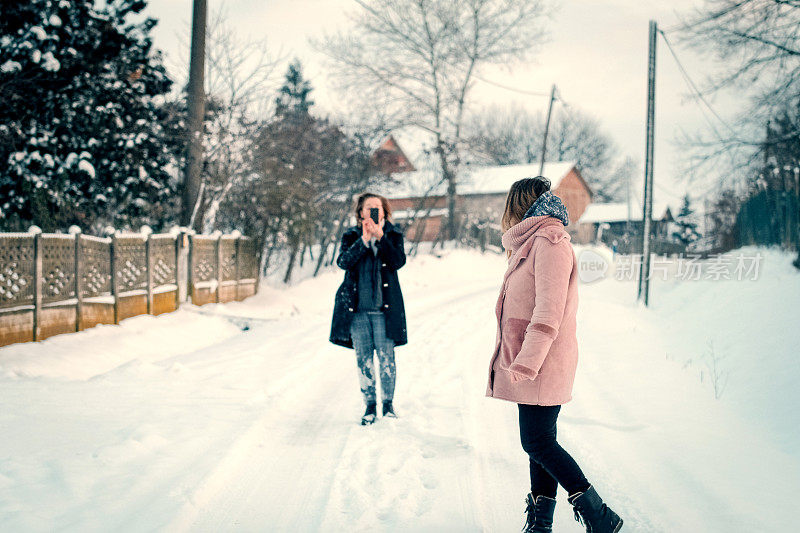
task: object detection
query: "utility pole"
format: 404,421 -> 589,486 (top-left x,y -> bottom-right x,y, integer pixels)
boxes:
638,20 -> 657,306
181,0 -> 207,231
538,84 -> 557,176
626,168 -> 632,237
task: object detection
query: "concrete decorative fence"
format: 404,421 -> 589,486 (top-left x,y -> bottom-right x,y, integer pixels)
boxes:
0,229 -> 260,347
187,234 -> 259,306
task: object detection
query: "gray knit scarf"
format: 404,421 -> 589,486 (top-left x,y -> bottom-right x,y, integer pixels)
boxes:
521,190 -> 570,226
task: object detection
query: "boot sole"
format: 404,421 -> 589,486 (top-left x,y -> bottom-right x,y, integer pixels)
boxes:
613,519 -> 623,532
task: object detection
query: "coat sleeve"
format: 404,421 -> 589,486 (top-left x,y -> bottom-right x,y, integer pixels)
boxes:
508,238 -> 573,381
376,231 -> 406,270
336,232 -> 368,270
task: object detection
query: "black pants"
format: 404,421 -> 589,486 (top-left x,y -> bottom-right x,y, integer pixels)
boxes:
518,403 -> 591,499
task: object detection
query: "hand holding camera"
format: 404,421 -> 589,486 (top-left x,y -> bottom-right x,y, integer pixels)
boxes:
362,207 -> 384,242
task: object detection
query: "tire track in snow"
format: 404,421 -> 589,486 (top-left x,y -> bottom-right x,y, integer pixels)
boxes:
167,315 -> 357,531
317,281 -> 499,531
166,278 -> 505,531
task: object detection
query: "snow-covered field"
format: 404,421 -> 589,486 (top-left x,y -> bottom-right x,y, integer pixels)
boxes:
1,245 -> 798,532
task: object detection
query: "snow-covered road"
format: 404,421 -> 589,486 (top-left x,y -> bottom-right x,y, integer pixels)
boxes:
1,246 -> 798,532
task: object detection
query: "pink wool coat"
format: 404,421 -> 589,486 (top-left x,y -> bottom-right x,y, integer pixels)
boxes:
486,215 -> 579,406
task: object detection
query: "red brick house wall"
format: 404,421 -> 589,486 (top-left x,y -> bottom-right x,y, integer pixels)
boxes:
553,168 -> 593,242
386,165 -> 593,242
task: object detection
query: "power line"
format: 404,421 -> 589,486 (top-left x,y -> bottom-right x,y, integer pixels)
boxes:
658,30 -> 740,140
658,28 -> 754,200
472,74 -> 552,97
555,90 -> 578,126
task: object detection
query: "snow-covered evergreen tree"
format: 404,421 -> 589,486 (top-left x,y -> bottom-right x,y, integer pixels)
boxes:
274,60 -> 313,118
672,194 -> 702,247
0,0 -> 180,232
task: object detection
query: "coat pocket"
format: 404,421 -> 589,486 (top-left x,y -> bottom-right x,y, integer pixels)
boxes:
499,317 -> 530,368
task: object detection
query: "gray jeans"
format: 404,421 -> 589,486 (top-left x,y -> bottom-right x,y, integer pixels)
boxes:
350,311 -> 396,404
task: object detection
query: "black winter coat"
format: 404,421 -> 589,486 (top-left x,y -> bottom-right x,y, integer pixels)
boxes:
329,220 -> 407,349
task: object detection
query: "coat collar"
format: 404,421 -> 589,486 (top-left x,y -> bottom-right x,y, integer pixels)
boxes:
502,215 -> 566,252
501,216 -> 570,280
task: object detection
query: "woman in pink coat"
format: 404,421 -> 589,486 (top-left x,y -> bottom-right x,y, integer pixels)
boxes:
486,177 -> 623,533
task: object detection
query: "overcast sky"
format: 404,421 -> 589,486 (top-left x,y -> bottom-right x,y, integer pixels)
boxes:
148,0 -> 739,211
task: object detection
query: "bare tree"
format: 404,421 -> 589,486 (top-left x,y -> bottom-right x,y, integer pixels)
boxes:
677,1 -> 800,262
674,1 -> 800,182
218,61 -> 389,283
315,0 -> 552,239
463,103 -> 542,165
171,7 -> 282,233
678,0 -> 800,131
464,103 -> 634,201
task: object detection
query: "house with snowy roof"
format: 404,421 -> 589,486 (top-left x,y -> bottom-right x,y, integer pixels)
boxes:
379,161 -> 593,242
370,135 -> 416,175
575,201 -> 675,248
370,129 -> 593,242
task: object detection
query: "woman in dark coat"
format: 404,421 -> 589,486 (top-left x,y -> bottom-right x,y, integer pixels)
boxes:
329,192 -> 407,425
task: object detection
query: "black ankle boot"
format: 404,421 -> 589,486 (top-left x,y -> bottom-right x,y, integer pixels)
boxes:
568,485 -> 623,533
361,402 -> 377,425
522,493 -> 556,532
382,400 -> 397,418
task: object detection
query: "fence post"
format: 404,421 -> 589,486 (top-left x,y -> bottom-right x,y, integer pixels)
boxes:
145,232 -> 153,315
175,231 -> 182,311
187,234 -> 194,305
74,230 -> 83,332
215,234 -> 222,303
32,231 -> 42,341
234,236 -> 241,301
110,233 -> 119,324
